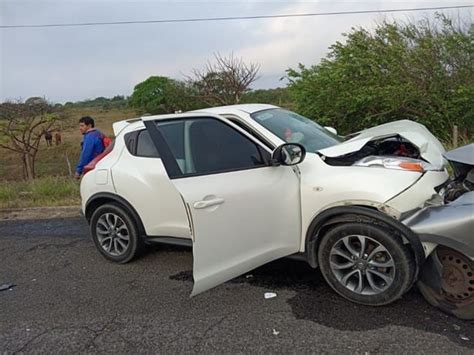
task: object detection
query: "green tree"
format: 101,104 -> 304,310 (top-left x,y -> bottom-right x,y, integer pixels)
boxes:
242,87 -> 293,108
287,15 -> 474,141
129,76 -> 201,114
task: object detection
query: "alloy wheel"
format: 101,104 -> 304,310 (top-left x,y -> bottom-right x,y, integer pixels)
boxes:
96,212 -> 130,256
329,235 -> 396,295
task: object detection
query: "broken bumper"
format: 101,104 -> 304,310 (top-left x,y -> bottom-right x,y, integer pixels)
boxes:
402,192 -> 474,260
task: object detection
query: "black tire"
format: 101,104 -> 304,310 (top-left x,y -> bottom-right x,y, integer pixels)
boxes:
90,203 -> 143,263
417,247 -> 474,320
318,222 -> 415,306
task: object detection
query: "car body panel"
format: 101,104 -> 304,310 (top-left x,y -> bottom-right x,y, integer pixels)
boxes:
444,143 -> 474,165
80,142 -> 123,214
172,166 -> 302,296
403,192 -> 474,260
297,153 -> 428,251
385,170 -> 449,214
111,132 -> 191,238
319,120 -> 446,168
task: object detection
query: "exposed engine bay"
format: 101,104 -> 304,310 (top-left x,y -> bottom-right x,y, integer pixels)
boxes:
443,143 -> 474,202
322,135 -> 421,166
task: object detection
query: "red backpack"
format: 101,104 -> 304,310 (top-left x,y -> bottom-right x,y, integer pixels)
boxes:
101,134 -> 112,148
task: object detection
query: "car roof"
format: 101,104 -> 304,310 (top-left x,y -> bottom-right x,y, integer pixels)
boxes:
190,103 -> 278,115
114,103 -> 279,136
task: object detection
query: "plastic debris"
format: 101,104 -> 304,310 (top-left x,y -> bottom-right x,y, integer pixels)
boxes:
460,335 -> 470,341
245,274 -> 253,279
272,329 -> 280,336
264,292 -> 277,299
0,283 -> 15,292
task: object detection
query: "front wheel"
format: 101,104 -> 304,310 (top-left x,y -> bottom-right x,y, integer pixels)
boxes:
318,223 -> 415,306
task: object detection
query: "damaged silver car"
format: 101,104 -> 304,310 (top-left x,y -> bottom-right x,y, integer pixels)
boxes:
404,143 -> 474,320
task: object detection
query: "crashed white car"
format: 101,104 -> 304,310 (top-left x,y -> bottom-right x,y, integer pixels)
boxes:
80,104 -> 449,306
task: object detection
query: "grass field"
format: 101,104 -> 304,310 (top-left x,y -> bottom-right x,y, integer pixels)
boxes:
0,107 -> 138,181
0,107 -> 138,208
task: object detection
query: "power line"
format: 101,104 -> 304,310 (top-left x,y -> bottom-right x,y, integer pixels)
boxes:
1,5 -> 472,29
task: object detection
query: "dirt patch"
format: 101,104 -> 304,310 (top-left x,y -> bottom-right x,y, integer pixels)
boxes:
0,205 -> 82,221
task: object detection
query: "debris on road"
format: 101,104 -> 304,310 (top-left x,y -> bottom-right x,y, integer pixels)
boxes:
0,283 -> 16,292
264,292 -> 277,299
272,329 -> 280,336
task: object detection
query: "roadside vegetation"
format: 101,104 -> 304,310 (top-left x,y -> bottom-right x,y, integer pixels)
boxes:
0,176 -> 80,208
0,15 -> 472,208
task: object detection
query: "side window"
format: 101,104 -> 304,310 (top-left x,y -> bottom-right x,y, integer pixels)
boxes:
157,118 -> 270,177
136,130 -> 159,158
157,121 -> 184,160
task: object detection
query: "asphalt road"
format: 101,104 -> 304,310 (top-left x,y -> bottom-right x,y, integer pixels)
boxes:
1,217 -> 473,353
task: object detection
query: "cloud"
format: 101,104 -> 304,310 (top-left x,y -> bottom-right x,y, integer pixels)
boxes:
1,0 -> 472,102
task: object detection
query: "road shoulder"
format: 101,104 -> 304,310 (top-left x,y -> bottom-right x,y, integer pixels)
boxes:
0,205 -> 82,221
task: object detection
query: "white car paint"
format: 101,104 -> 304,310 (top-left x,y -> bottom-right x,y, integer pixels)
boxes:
81,104 -> 449,296
111,133 -> 191,239
173,165 -> 301,296
297,153 -> 424,251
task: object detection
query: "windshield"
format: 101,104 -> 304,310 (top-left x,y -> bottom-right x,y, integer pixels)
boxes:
250,108 -> 342,152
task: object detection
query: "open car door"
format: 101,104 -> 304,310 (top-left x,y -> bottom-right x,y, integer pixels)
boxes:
144,115 -> 302,295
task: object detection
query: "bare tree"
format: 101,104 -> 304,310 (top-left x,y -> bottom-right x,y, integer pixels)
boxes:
188,53 -> 260,106
0,99 -> 59,180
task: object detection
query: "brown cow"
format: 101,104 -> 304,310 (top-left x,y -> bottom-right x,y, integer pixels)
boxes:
54,130 -> 62,145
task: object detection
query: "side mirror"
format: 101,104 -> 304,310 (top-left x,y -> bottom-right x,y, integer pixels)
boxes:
272,143 -> 306,166
324,126 -> 338,135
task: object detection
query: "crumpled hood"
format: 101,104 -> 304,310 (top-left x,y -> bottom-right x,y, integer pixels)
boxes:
444,143 -> 474,166
318,120 -> 446,168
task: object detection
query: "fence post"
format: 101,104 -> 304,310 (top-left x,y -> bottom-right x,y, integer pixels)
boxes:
452,125 -> 458,148
65,152 -> 72,177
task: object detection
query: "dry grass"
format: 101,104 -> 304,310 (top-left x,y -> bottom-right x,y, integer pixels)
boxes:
0,107 -> 138,208
0,107 -> 138,181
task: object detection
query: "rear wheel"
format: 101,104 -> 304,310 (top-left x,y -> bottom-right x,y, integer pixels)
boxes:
318,223 -> 415,306
418,247 -> 474,320
90,203 -> 143,263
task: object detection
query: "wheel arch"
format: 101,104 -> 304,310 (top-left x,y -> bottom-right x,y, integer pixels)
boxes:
305,205 -> 425,281
85,192 -> 146,236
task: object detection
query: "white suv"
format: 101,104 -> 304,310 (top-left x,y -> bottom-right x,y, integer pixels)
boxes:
80,104 -> 448,306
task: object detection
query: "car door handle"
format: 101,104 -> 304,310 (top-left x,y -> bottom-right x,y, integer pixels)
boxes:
193,198 -> 225,209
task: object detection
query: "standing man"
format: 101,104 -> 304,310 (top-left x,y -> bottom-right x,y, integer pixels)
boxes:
75,116 -> 104,179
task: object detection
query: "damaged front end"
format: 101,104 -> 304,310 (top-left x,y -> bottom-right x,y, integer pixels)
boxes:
319,119 -> 446,170
318,120 -> 450,216
403,143 -> 474,320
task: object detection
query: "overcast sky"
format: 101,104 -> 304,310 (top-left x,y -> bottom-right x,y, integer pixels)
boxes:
1,0 -> 472,103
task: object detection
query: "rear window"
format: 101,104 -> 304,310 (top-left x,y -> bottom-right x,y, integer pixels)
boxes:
136,130 -> 159,158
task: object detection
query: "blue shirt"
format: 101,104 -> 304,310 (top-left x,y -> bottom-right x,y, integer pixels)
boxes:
76,129 -> 105,174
